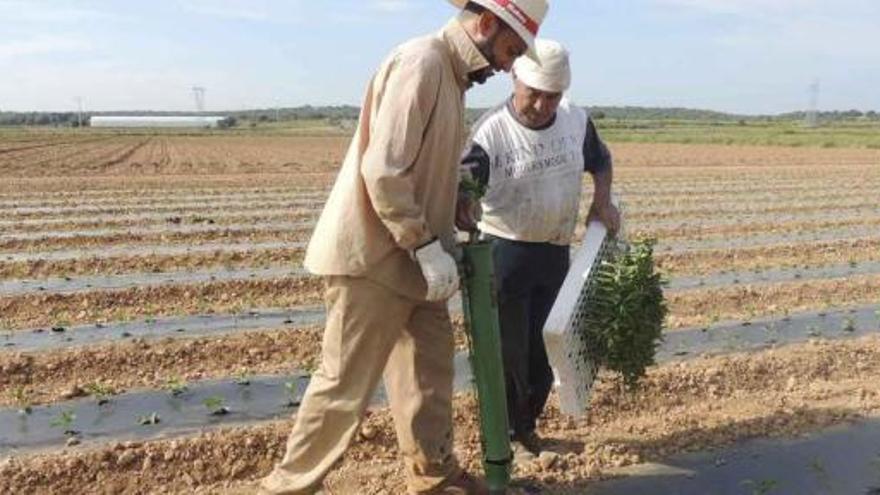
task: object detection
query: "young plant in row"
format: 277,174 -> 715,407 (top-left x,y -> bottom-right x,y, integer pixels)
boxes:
234,370 -> 251,386
137,412 -> 161,426
203,396 -> 229,416
50,409 -> 79,436
284,380 -> 302,408
10,386 -> 32,415
164,376 -> 189,396
84,382 -> 116,405
580,238 -> 668,391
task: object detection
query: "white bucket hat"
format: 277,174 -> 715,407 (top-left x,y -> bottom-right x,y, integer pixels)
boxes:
448,0 -> 549,63
512,38 -> 570,93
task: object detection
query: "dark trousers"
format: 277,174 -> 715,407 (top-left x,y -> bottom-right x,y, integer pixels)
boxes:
489,235 -> 569,437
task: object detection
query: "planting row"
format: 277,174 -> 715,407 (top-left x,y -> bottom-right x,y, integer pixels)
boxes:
0,208 -> 311,233
3,314 -> 878,454
0,223 -> 311,253
3,334 -> 879,493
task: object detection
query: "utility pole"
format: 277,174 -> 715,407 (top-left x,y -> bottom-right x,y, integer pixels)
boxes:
192,86 -> 206,113
75,97 -> 83,128
806,79 -> 820,128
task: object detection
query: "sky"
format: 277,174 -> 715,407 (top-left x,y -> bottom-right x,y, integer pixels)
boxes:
1,0 -> 879,115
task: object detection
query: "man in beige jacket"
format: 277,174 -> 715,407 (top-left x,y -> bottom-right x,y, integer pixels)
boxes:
260,1 -> 549,494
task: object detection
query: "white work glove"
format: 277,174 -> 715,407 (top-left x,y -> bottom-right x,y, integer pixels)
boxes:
413,239 -> 460,301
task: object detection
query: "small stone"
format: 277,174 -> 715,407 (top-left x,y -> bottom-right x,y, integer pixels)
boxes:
66,437 -> 81,447
538,451 -> 560,470
181,473 -> 196,486
359,425 -> 377,441
117,451 -> 137,466
61,385 -> 86,399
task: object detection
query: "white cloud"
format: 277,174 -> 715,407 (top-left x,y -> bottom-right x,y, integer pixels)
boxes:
178,0 -> 305,23
0,1 -> 118,23
0,57 -> 308,112
651,0 -> 880,61
653,0 -> 826,16
371,0 -> 415,13
0,36 -> 93,60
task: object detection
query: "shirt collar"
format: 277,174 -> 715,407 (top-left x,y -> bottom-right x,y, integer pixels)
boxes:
439,17 -> 491,91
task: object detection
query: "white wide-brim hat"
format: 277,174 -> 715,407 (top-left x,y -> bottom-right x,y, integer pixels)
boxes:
513,38 -> 571,93
448,0 -> 549,63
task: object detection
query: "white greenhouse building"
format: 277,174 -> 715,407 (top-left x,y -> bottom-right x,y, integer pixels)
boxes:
90,116 -> 227,128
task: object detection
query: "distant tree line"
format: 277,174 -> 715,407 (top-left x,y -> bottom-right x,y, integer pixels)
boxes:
2,106 -> 878,127
0,112 -> 85,127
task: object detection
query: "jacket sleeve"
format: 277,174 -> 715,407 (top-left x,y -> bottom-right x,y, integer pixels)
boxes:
360,52 -> 442,252
459,142 -> 491,190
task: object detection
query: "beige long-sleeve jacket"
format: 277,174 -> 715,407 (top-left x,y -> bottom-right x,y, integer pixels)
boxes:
303,18 -> 490,300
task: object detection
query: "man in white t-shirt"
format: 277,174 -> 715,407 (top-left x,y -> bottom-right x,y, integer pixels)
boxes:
457,39 -> 619,461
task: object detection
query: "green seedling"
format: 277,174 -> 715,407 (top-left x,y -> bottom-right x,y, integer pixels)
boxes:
10,386 -> 32,415
284,381 -> 302,408
875,309 -> 880,320
842,316 -> 856,333
808,457 -> 833,492
191,215 -> 214,225
807,325 -> 823,338
203,396 -> 229,416
84,382 -> 116,405
460,175 -> 487,201
234,371 -> 251,386
50,410 -> 78,436
164,376 -> 188,396
137,412 -> 161,426
581,239 -> 667,391
740,478 -> 779,495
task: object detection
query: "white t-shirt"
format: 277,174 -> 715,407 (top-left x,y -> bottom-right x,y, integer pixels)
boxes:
462,98 -> 610,246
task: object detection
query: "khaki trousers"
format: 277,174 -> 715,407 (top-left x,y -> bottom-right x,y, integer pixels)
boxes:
261,275 -> 460,494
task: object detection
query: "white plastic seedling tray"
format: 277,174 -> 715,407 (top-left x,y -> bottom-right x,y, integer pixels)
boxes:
543,220 -> 618,417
